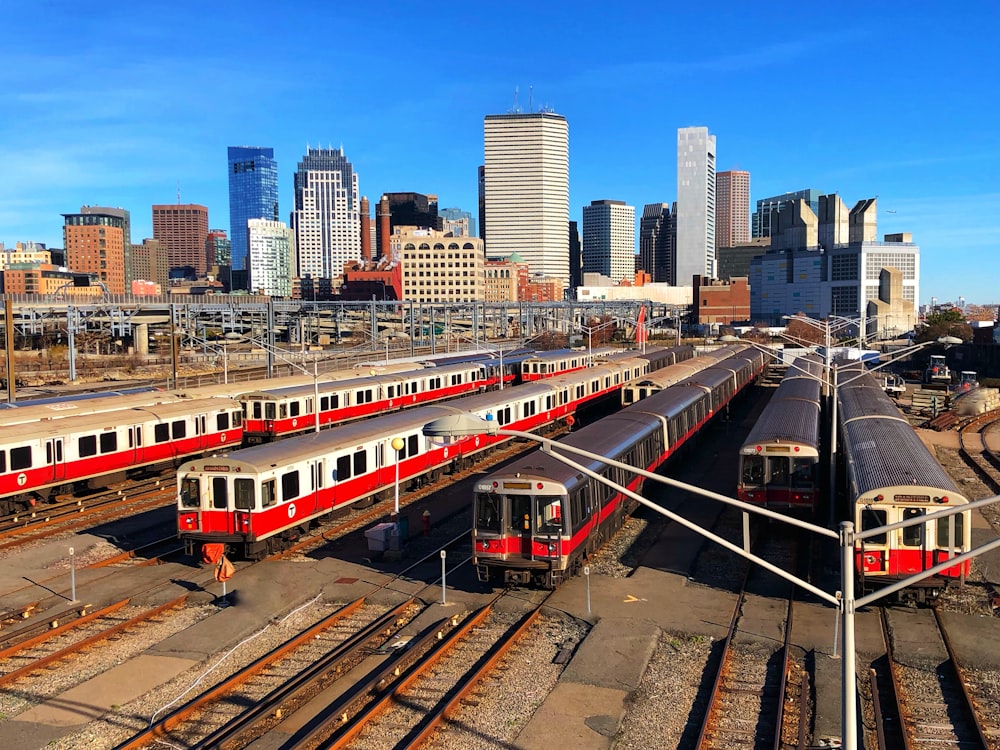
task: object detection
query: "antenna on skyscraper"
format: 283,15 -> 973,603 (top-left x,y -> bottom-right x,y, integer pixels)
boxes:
529,85 -> 533,112
512,86 -> 520,113
176,181 -> 181,204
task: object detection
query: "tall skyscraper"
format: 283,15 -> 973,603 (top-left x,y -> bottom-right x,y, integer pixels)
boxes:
676,126 -> 717,284
639,203 -> 675,284
752,189 -> 821,239
62,210 -> 127,294
81,206 -> 132,286
582,200 -> 635,283
152,204 -> 210,275
291,147 -> 361,281
716,170 -> 750,249
248,219 -> 296,298
228,146 -> 279,273
360,196 -> 372,262
477,165 -> 486,240
568,220 -> 582,290
483,111 -> 569,288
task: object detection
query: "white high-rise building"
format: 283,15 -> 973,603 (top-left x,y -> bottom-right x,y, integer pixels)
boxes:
291,147 -> 361,281
582,200 -> 636,284
248,219 -> 296,298
676,126 -> 717,283
483,112 -> 569,289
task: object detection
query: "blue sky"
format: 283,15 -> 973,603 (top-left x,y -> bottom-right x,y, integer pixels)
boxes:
3,1 -> 998,305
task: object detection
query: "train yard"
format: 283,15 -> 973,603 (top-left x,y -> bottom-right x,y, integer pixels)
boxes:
2,352 -> 1000,749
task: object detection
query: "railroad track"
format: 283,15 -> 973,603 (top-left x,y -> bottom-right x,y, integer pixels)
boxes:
0,596 -> 187,688
872,606 -> 992,749
958,408 -> 1000,494
110,532 -> 476,749
694,532 -> 803,749
0,475 -> 172,542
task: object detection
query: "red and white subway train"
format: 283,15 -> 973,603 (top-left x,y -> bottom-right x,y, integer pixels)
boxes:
737,356 -> 823,513
469,352 -> 765,588
176,353 -> 662,558
239,362 -> 489,442
0,398 -> 244,514
620,344 -> 753,406
837,360 -> 971,603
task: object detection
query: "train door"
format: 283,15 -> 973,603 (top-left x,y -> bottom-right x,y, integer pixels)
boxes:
858,506 -> 890,582
46,438 -> 66,481
308,460 -> 324,514
129,425 -> 143,463
196,414 -> 207,446
933,511 -> 965,575
509,495 -> 533,558
211,476 -> 238,535
894,507 -> 930,575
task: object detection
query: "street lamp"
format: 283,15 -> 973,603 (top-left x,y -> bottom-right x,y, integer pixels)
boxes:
423,411 -> 1000,750
391,436 -> 404,514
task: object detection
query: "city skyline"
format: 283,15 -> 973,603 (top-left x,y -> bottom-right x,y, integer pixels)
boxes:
2,2 -> 997,305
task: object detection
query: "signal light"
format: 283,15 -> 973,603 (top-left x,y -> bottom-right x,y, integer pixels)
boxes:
537,483 -> 543,489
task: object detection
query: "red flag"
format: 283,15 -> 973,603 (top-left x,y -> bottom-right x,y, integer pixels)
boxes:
215,555 -> 235,582
636,306 -> 647,345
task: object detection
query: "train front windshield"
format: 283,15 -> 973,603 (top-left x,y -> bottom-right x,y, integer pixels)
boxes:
475,492 -> 564,535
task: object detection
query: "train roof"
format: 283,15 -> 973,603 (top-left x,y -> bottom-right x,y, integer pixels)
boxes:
838,377 -> 906,422
483,411 -> 665,488
742,398 -> 821,451
235,362 -> 484,400
842,415 -> 960,496
8,396 -> 240,441
198,381 -> 560,471
784,355 -> 825,381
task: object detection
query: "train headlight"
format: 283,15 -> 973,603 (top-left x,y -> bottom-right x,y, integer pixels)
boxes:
548,543 -> 557,553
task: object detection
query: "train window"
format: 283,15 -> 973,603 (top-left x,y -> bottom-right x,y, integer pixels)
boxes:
509,496 -> 531,533
386,386 -> 395,399
791,459 -> 816,487
539,499 -> 563,533
154,424 -> 169,443
172,421 -> 186,440
279,403 -> 288,419
289,401 -> 300,418
233,412 -> 242,427
180,477 -> 200,508
235,478 -> 254,510
475,493 -> 502,532
936,513 -> 964,548
281,471 -> 299,502
265,403 -> 276,420
212,477 -> 228,509
261,479 -> 277,508
335,455 -> 351,481
901,508 -> 925,547
546,395 -> 553,410
252,401 -> 261,419
100,432 -> 117,454
217,413 -> 230,431
353,450 -> 367,476
861,508 -> 887,544
452,374 -> 462,385
10,446 -> 31,470
741,456 -> 764,485
0,452 -> 5,472
79,435 -> 98,458
408,434 -> 418,456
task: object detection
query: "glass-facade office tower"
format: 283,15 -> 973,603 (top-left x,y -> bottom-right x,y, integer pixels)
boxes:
228,146 -> 279,274
291,147 -> 361,281
484,112 -> 569,289
676,126 -> 716,284
639,203 -> 675,284
582,200 -> 635,283
752,189 -> 821,239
